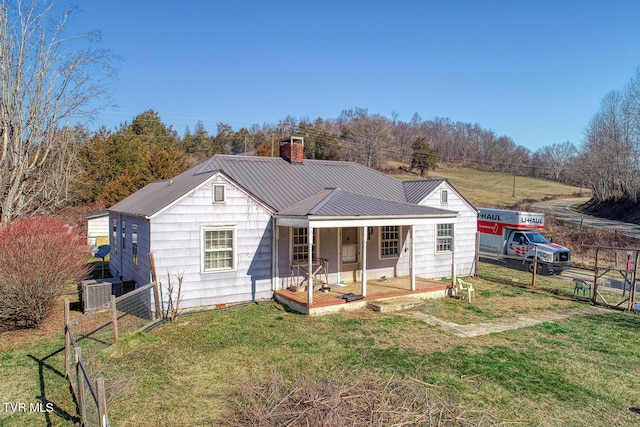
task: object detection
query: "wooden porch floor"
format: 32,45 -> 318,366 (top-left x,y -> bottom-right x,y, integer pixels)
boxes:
274,276 -> 450,314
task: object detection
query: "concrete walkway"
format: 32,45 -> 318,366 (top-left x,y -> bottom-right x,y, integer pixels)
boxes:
399,306 -> 613,337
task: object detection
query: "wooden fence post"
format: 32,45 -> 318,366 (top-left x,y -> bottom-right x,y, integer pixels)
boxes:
96,377 -> 109,427
153,281 -> 162,320
75,347 -> 85,425
111,295 -> 119,343
64,299 -> 70,378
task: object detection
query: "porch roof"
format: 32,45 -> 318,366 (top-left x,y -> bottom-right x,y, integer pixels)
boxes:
275,188 -> 457,227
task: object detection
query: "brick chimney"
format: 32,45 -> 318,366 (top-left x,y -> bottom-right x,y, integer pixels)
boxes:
279,136 -> 304,163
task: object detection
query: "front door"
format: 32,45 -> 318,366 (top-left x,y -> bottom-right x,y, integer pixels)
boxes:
341,227 -> 359,282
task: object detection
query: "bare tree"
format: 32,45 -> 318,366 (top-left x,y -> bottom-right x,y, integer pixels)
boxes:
0,0 -> 116,223
535,141 -> 576,180
341,112 -> 392,168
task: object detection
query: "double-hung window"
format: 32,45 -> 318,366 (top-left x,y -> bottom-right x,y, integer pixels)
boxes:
292,228 -> 316,261
380,226 -> 400,258
122,221 -> 126,252
132,224 -> 138,266
202,227 -> 235,271
436,223 -> 453,252
112,219 -> 118,253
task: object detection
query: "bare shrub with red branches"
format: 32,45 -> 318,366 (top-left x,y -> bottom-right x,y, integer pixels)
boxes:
0,216 -> 91,328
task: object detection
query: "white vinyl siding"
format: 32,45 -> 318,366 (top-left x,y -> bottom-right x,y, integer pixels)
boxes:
149,175 -> 274,309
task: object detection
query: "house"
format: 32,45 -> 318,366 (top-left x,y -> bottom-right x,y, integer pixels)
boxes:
107,137 -> 477,315
84,210 -> 110,247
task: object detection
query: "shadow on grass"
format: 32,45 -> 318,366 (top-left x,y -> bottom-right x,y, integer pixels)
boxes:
27,347 -> 80,427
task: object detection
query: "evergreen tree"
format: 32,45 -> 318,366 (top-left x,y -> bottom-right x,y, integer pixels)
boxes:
410,137 -> 438,177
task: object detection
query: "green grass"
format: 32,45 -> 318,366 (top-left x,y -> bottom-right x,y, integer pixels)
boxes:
78,271 -> 640,427
4,263 -> 640,426
0,333 -> 78,426
395,166 -> 587,207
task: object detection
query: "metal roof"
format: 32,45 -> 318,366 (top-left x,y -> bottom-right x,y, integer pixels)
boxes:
403,179 -> 446,204
108,155 -> 467,219
109,161 -> 214,217
278,188 -> 457,217
197,156 -> 408,211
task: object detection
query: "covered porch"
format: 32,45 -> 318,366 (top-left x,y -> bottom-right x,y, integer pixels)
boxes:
274,275 -> 451,315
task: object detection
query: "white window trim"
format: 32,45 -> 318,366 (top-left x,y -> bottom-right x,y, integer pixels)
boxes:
379,225 -> 401,259
213,184 -> 226,204
440,189 -> 448,204
201,225 -> 237,272
436,223 -> 453,253
112,218 -> 118,254
122,220 -> 126,253
132,223 -> 139,267
290,227 -> 319,263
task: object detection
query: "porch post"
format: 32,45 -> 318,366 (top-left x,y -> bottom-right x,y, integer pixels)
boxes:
307,225 -> 314,305
362,226 -> 367,297
272,219 -> 278,291
451,224 -> 457,286
410,225 -> 416,291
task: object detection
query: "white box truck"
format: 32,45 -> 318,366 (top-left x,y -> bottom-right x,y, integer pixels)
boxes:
477,208 -> 571,274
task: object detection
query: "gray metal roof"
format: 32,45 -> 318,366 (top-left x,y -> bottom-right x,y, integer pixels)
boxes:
109,161 -> 214,217
197,156 -> 408,211
403,179 -> 446,204
277,188 -> 457,217
108,155 -> 467,219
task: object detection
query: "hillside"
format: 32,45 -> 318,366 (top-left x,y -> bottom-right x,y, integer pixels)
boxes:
392,165 -> 588,208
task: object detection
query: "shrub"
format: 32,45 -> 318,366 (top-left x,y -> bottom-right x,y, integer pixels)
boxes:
0,216 -> 91,328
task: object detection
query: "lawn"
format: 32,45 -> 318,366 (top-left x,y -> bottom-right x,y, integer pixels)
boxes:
3,262 -> 634,426
2,264 -> 640,425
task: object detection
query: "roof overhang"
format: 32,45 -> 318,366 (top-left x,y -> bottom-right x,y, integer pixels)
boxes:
275,213 -> 459,228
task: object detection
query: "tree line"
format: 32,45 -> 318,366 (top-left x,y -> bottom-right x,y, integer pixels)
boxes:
581,69 -> 640,203
2,0 -> 628,226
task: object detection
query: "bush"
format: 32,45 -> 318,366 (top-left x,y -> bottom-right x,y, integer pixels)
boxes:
0,216 -> 91,328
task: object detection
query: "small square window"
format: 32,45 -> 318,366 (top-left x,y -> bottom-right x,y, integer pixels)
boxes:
213,184 -> 226,203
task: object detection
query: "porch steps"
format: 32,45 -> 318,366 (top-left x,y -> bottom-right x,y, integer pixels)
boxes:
368,296 -> 427,313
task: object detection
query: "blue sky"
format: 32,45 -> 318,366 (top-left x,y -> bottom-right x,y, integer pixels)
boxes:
67,0 -> 640,151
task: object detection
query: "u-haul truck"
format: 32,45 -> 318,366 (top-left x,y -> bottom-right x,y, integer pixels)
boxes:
477,208 -> 571,274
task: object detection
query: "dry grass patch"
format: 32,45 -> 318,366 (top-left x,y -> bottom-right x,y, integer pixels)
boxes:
226,370 -> 494,426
